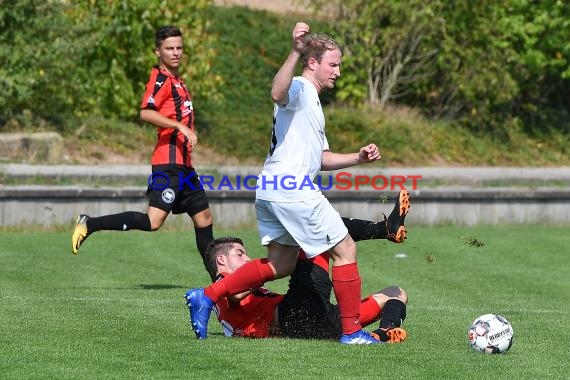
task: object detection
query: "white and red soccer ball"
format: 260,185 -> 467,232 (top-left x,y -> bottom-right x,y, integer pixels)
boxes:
468,314 -> 514,354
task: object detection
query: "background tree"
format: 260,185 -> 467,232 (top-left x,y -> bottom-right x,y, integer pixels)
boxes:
494,0 -> 570,133
306,0 -> 569,134
0,1 -> 76,126
0,0 -> 221,130
307,0 -> 442,109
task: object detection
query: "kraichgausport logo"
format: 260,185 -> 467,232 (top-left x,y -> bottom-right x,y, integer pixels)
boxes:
147,171 -> 422,192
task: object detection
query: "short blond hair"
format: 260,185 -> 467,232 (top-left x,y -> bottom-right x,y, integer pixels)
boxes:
301,33 -> 343,69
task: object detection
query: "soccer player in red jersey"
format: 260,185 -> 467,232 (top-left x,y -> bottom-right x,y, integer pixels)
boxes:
71,26 -> 215,278
193,192 -> 410,342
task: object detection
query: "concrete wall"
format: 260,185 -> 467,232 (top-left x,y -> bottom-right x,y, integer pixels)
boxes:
2,186 -> 569,227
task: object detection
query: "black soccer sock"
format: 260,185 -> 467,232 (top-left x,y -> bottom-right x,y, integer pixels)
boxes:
194,224 -> 215,280
379,299 -> 407,329
194,224 -> 214,259
342,217 -> 388,242
87,212 -> 151,233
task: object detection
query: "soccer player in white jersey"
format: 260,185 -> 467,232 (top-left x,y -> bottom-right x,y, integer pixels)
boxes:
184,22 -> 407,345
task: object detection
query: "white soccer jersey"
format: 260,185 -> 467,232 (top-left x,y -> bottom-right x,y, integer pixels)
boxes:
256,76 -> 329,201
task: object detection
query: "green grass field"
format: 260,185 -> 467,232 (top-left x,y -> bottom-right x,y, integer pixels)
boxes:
1,226 -> 569,379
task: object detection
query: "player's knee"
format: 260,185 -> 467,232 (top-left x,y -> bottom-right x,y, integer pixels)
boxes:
329,234 -> 356,263
398,288 -> 408,304
149,218 -> 165,231
376,286 -> 407,304
272,259 -> 295,278
147,207 -> 168,230
204,209 -> 213,224
344,234 -> 356,253
265,255 -> 296,278
267,243 -> 299,277
192,208 -> 213,226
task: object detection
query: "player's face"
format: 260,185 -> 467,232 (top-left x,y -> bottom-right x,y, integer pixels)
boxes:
314,48 -> 342,90
156,36 -> 183,73
225,244 -> 251,272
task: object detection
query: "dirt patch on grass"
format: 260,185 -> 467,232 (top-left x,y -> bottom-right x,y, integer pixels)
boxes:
213,0 -> 306,14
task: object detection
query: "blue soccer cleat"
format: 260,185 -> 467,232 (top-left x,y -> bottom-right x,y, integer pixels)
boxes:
184,288 -> 215,340
339,329 -> 382,345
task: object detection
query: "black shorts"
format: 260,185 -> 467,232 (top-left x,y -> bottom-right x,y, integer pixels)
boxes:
277,259 -> 342,340
146,165 -> 210,215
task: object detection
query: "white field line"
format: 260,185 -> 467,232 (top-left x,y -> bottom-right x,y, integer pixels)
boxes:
408,304 -> 570,315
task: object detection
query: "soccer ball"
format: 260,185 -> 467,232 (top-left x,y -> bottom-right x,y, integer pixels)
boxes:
468,314 -> 514,354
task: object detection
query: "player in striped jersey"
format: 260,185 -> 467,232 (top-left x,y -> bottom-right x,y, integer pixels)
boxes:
72,26 -> 214,278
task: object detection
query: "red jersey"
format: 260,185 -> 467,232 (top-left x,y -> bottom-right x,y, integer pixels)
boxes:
140,66 -> 195,167
213,272 -> 284,338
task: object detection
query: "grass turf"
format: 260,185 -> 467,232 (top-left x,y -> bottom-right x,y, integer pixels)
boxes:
1,226 -> 569,379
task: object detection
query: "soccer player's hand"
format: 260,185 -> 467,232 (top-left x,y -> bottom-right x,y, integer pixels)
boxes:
292,22 -> 309,53
179,125 -> 198,147
358,144 -> 381,163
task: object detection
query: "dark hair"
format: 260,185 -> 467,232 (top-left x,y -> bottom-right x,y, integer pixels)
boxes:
203,237 -> 245,280
155,26 -> 182,49
301,33 -> 343,69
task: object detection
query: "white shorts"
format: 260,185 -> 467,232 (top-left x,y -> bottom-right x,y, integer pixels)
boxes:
255,196 -> 348,257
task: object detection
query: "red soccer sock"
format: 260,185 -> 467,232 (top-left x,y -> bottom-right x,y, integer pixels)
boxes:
332,262 -> 363,335
359,296 -> 382,327
204,258 -> 276,302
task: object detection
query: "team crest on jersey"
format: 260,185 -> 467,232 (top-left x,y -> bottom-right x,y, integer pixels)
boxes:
161,188 -> 175,204
184,100 -> 193,110
147,95 -> 155,104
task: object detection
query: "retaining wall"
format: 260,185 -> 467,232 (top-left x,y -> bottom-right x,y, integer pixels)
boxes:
1,186 -> 569,227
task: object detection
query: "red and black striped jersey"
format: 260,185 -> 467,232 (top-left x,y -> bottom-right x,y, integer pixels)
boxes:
140,66 -> 195,167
